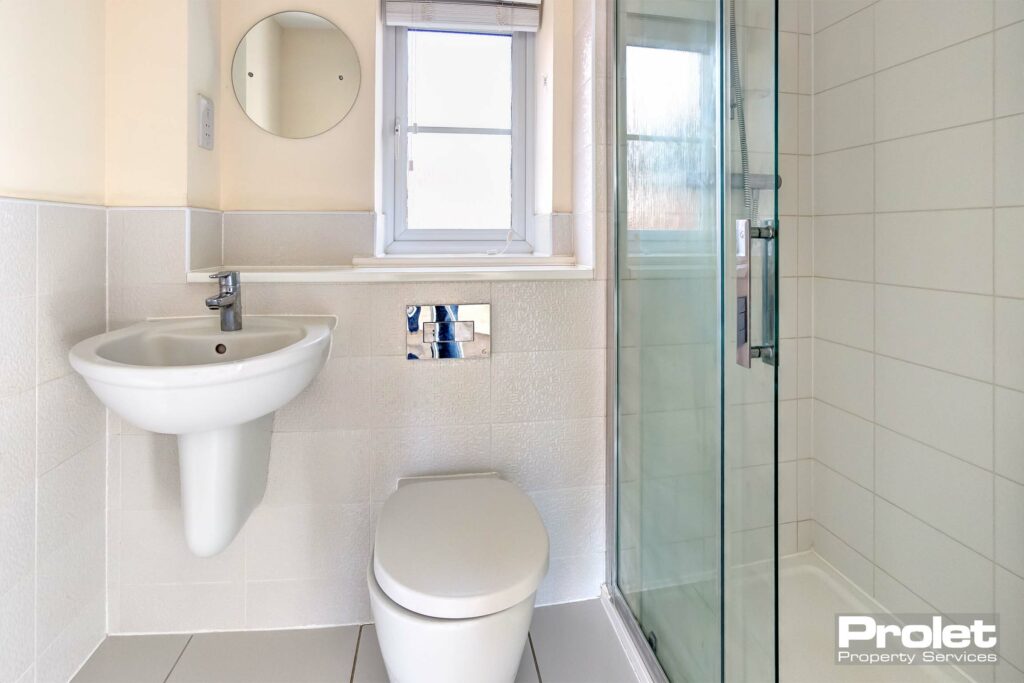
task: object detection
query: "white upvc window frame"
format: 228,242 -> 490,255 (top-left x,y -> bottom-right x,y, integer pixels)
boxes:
382,26 -> 535,255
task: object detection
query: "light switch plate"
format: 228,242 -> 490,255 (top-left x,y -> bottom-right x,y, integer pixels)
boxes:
198,94 -> 214,150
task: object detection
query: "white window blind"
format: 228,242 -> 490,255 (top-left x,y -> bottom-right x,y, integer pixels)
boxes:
384,0 -> 542,33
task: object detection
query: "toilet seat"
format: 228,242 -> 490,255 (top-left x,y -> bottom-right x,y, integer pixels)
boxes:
373,475 -> 549,619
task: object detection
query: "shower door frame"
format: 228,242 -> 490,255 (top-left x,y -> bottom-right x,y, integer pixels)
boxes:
604,0 -> 780,679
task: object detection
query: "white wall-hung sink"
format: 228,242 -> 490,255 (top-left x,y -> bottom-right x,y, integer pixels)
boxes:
70,316 -> 333,556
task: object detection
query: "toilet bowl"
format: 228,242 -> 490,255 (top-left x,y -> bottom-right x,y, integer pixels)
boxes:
368,474 -> 549,683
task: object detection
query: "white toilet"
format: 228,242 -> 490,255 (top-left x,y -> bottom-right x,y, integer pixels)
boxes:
368,473 -> 549,682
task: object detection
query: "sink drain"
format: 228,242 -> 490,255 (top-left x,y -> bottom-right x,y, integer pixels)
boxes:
215,344 -> 227,354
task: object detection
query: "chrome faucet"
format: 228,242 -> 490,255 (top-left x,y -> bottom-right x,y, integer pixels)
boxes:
206,271 -> 243,331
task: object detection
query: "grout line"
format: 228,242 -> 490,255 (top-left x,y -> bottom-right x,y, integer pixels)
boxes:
529,632 -> 543,682
162,634 -> 193,683
810,0 -> 878,36
349,625 -> 363,683
814,203 -> 1024,219
813,272 -> 996,299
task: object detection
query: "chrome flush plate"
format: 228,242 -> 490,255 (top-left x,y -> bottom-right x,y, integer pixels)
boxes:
406,304 -> 491,360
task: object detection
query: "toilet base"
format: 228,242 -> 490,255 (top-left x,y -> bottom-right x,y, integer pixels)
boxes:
368,563 -> 536,683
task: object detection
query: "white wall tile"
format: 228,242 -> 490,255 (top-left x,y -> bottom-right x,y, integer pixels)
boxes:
996,476 -> 1024,577
0,200 -> 36,300
875,122 -> 993,212
36,204 -> 105,295
873,0 -> 993,71
245,575 -> 370,629
996,22 -> 1024,118
813,400 -> 873,488
0,573 -> 35,683
369,424 -> 491,502
491,349 -> 606,423
37,284 -> 105,384
535,552 -> 604,605
813,462 -> 873,557
996,297 -> 1024,392
118,508 -> 243,585
493,418 -> 605,493
811,521 -> 874,591
119,582 -> 246,633
813,214 -> 874,281
119,433 -> 179,511
813,278 -> 873,350
813,145 -> 874,215
0,486 -> 34,600
813,0 -> 874,33
0,390 -> 35,505
875,35 -> 993,141
996,0 -> 1024,27
530,487 -> 605,560
813,76 -> 873,153
370,356 -> 490,428
995,208 -> 1024,299
108,209 -> 186,286
0,297 -> 35,398
875,356 -> 993,469
996,567 -> 1024,670
996,387 -> 1024,485
875,498 -> 994,614
274,357 -> 374,431
263,430 -> 370,506
222,212 -> 374,267
875,209 -> 994,294
995,115 -> 1024,207
188,209 -> 222,271
813,339 -> 874,420
36,373 -> 105,474
813,8 -> 874,92
876,285 -> 994,381
491,280 -> 605,352
876,427 -> 994,557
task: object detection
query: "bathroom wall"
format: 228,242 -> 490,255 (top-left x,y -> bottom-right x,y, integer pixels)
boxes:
0,199 -> 108,683
808,0 -> 1024,677
104,210 -> 608,633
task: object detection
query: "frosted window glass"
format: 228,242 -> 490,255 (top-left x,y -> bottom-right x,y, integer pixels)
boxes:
407,133 -> 512,230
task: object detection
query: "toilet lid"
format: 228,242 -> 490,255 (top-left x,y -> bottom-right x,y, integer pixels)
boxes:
373,476 -> 549,619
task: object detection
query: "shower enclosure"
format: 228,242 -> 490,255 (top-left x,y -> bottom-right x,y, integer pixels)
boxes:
612,0 -> 778,679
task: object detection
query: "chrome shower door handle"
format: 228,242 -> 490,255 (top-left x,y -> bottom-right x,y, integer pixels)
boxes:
736,219 -> 777,368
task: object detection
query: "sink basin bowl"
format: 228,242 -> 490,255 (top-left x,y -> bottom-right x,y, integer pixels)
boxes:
70,316 -> 333,556
70,316 -> 331,435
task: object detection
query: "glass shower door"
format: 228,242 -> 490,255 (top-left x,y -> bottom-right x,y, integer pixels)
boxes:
614,0 -> 778,680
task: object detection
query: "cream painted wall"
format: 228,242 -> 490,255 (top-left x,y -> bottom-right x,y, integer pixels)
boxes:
219,0 -> 377,210
0,0 -> 106,204
105,0 -> 190,206
188,0 -> 222,209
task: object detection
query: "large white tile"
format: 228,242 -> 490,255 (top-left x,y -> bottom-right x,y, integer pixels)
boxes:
813,76 -> 873,153
108,209 -> 186,286
0,296 -> 35,398
876,285 -> 994,381
118,508 -> 244,585
166,627 -> 360,683
187,209 -> 222,271
491,280 -> 605,352
996,22 -> 1024,117
245,503 -> 369,583
37,284 -> 106,384
529,487 -> 605,560
491,349 -> 606,423
813,8 -> 874,93
0,485 -> 34,605
874,0 -> 993,70
876,427 -> 994,558
995,476 -> 1024,577
36,372 -> 105,474
36,441 -> 104,562
530,600 -> 639,683
813,146 -> 874,215
369,424 -> 491,502
535,552 -> 604,605
876,209 -> 994,294
275,357 -> 374,431
118,582 -> 245,633
875,35 -> 993,141
245,574 -> 370,629
0,389 -> 35,504
996,115 -> 1024,207
875,356 -> 993,469
263,430 -> 370,506
72,635 -> 190,683
812,339 -> 874,420
0,199 -> 37,300
996,0 -> 1024,26
996,208 -> 1024,299
370,355 -> 490,428
813,400 -> 873,488
492,418 -> 605,493
813,278 -> 873,350
813,214 -> 874,281
810,521 -> 875,595
996,568 -> 1024,670
875,498 -> 994,614
0,573 -> 36,683
118,433 -> 179,511
35,589 -> 105,683
813,0 -> 874,32
222,212 -> 374,267
997,297 -> 1024,392
813,462 -> 873,557
996,387 -> 1024,485
876,122 -> 994,212
37,203 -> 105,295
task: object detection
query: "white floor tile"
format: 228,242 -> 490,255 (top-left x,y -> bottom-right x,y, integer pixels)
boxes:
165,627 -> 359,683
530,600 -> 639,683
71,634 -> 189,683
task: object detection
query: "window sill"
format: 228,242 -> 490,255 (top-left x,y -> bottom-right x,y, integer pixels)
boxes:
187,259 -> 592,284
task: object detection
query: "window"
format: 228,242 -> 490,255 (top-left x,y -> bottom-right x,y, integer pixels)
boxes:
384,28 -> 534,254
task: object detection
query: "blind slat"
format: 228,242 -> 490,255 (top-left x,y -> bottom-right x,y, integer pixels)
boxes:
385,1 -> 542,32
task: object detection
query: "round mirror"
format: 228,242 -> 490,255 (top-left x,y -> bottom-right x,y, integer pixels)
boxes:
231,11 -> 360,139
